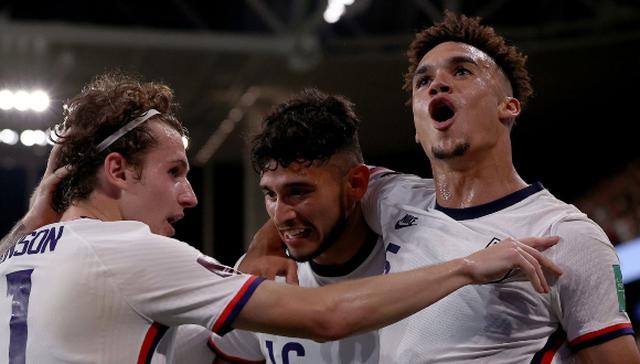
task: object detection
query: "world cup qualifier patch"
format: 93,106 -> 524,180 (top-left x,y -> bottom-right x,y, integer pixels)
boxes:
613,264 -> 626,312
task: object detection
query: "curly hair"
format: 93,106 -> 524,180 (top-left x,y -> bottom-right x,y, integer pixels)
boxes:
403,12 -> 533,108
251,88 -> 363,174
52,72 -> 186,212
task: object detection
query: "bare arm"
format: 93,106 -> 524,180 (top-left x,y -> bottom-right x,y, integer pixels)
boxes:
238,220 -> 298,284
234,236 -> 562,342
577,335 -> 640,364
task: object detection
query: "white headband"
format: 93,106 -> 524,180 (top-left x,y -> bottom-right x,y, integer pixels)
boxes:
96,109 -> 161,152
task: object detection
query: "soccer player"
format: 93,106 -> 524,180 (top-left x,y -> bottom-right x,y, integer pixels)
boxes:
210,89 -> 385,363
0,73 -> 561,363
365,12 -> 639,362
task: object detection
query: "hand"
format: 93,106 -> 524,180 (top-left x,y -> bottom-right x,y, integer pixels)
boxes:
22,143 -> 69,231
462,236 -> 562,293
238,221 -> 299,284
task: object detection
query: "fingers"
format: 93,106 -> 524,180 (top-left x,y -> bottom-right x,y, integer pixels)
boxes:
517,242 -> 563,276
513,246 -> 548,293
517,236 -> 560,251
44,143 -> 63,175
285,260 -> 299,285
507,238 -> 563,293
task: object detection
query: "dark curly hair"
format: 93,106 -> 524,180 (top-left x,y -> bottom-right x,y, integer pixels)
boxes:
403,12 -> 533,108
251,88 -> 363,174
52,72 -> 186,212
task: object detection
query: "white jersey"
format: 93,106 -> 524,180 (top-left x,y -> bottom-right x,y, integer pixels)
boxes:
0,219 -> 263,364
210,234 -> 385,364
362,168 -> 634,364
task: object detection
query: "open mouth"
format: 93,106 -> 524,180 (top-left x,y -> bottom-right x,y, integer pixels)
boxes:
429,98 -> 456,122
167,214 -> 183,226
282,228 -> 311,240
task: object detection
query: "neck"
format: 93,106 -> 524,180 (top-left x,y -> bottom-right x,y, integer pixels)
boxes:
313,204 -> 371,266
61,192 -> 123,223
430,141 -> 527,208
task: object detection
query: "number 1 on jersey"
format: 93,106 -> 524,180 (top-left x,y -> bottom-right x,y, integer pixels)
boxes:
6,269 -> 34,364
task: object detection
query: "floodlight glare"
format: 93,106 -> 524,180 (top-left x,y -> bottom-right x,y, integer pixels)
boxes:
0,90 -> 13,110
0,129 -> 19,145
31,90 -> 50,112
14,90 -> 32,111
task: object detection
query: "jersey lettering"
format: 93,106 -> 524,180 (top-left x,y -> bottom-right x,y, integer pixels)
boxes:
265,340 -> 306,364
0,226 -> 64,264
384,243 -> 401,274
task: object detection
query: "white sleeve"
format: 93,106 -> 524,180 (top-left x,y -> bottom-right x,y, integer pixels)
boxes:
549,218 -> 634,352
90,224 -> 265,336
170,325 -> 217,364
209,330 -> 265,363
361,166 -> 434,234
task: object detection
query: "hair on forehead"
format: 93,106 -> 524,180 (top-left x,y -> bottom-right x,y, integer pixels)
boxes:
403,11 -> 533,108
251,88 -> 364,175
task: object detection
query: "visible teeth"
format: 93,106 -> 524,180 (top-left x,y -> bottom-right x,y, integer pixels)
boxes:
286,229 -> 306,238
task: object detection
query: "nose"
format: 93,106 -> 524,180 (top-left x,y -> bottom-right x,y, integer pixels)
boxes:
270,199 -> 296,226
428,71 -> 451,96
178,178 -> 198,208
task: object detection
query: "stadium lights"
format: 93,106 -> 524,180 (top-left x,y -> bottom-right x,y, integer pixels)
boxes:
0,128 -> 51,147
0,89 -> 50,112
323,0 -> 355,24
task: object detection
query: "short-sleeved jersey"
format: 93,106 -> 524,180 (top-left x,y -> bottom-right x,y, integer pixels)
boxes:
0,219 -> 263,363
210,235 -> 385,364
361,168 -> 634,364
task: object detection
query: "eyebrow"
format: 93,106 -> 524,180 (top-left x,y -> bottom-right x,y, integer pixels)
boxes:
413,55 -> 479,81
259,181 -> 314,191
170,159 -> 190,172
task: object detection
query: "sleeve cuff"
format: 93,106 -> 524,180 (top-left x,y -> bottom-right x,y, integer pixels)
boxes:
569,322 -> 635,352
211,276 -> 265,336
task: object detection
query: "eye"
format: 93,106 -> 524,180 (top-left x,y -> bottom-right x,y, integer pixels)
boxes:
263,190 -> 277,202
289,187 -> 311,199
415,75 -> 432,89
168,167 -> 180,177
454,67 -> 471,77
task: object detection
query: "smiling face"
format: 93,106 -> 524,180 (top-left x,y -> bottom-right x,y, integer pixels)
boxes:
259,157 -> 353,262
120,120 -> 197,237
411,41 -> 517,163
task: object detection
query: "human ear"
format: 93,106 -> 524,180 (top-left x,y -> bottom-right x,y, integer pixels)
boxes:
103,152 -> 131,190
346,164 -> 370,201
498,97 -> 521,120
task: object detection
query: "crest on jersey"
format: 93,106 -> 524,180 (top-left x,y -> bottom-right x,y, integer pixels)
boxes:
485,237 -> 501,248
395,214 -> 419,229
197,255 -> 241,277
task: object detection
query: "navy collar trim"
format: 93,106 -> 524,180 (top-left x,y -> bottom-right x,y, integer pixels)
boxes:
310,230 -> 378,278
435,182 -> 544,221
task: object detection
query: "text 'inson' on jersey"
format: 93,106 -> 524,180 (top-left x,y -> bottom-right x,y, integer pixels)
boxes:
0,226 -> 64,264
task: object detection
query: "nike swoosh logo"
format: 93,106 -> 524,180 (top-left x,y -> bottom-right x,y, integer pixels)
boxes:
395,221 -> 415,229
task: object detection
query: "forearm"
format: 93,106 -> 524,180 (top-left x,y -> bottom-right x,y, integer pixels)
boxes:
235,258 -> 471,341
0,221 -> 29,255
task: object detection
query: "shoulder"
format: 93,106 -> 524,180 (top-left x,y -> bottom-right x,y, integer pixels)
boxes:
365,165 -> 435,207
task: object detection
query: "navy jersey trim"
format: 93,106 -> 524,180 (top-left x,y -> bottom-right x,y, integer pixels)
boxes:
137,322 -> 169,364
309,230 -> 378,277
530,326 -> 566,364
212,276 -> 265,336
435,182 -> 544,221
569,323 -> 635,352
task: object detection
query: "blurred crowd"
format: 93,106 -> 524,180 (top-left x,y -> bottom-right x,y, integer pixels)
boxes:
576,160 -> 640,246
